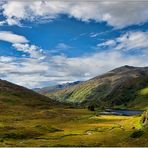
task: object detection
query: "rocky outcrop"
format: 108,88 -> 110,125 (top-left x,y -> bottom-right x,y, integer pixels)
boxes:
141,110 -> 148,126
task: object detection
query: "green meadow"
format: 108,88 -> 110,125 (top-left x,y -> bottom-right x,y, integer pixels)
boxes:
0,106 -> 147,147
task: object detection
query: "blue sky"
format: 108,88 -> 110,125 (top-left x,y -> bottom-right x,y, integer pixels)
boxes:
0,1 -> 148,88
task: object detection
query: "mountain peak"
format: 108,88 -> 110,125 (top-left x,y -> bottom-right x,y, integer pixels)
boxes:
110,65 -> 137,73
122,65 -> 135,69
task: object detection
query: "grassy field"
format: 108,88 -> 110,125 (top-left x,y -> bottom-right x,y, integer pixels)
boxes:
0,106 -> 147,147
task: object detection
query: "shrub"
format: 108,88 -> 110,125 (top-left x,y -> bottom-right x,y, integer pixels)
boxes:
130,130 -> 144,138
1,130 -> 42,139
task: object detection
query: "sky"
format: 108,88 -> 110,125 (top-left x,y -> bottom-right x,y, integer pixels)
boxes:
0,0 -> 148,88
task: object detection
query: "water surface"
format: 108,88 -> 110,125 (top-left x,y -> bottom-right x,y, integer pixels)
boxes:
101,109 -> 143,116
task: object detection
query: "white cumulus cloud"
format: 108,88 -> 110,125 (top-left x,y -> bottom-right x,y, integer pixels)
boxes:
97,31 -> 148,52
0,31 -> 44,59
0,31 -> 28,43
12,43 -> 44,59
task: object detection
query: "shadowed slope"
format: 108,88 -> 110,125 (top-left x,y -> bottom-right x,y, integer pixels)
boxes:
0,79 -> 59,108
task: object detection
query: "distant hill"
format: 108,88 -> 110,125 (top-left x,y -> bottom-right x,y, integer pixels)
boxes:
0,79 -> 59,109
35,81 -> 81,94
46,66 -> 148,109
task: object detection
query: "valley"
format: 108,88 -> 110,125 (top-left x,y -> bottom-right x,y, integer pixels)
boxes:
0,66 -> 147,147
0,1 -> 148,147
0,107 -> 147,147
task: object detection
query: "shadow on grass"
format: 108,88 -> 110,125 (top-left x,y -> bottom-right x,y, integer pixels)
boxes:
35,125 -> 63,133
130,130 -> 144,138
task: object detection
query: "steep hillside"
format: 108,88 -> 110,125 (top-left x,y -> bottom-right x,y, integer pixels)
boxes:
46,66 -> 148,109
0,79 -> 59,108
35,81 -> 81,94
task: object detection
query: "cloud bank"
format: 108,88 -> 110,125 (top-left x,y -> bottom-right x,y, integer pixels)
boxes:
0,50 -> 147,88
1,1 -> 148,28
0,31 -> 148,88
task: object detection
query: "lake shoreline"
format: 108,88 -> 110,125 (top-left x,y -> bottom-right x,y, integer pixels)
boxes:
100,109 -> 144,116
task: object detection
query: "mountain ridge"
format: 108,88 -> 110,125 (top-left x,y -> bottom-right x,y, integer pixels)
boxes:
35,81 -> 82,94
45,65 -> 148,109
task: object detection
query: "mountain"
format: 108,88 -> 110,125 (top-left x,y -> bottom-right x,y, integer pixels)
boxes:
46,65 -> 148,109
0,79 -> 59,109
35,81 -> 81,94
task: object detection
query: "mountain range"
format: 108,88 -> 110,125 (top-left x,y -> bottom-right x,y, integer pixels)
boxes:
34,81 -> 81,94
0,65 -> 148,110
40,65 -> 148,109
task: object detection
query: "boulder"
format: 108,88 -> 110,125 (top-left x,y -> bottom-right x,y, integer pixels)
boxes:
141,110 -> 148,126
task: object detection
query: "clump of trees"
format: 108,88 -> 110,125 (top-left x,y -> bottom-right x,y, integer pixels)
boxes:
88,105 -> 95,111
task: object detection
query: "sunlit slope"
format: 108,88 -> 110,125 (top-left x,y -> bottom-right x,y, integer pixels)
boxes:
129,88 -> 148,110
0,108 -> 147,147
47,66 -> 148,109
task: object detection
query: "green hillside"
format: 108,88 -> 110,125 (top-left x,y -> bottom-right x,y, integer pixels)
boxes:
46,66 -> 148,109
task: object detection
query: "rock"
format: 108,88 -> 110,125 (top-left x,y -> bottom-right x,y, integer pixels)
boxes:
141,110 -> 148,126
